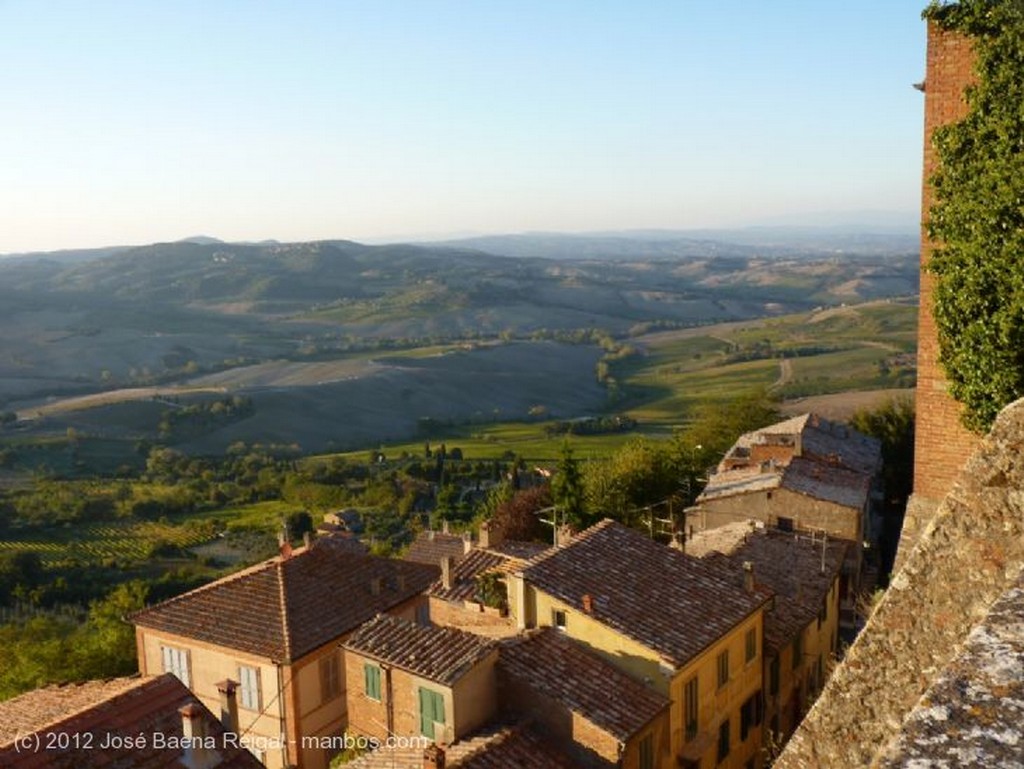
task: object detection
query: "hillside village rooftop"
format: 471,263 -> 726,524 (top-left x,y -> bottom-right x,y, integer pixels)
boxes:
132,535 -> 438,662
686,521 -> 847,653
498,627 -> 671,743
518,519 -> 770,668
344,614 -> 496,686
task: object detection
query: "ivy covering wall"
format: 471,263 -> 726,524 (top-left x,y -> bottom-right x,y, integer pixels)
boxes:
925,0 -> 1024,432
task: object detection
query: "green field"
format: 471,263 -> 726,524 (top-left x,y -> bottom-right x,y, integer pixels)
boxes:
326,299 -> 918,463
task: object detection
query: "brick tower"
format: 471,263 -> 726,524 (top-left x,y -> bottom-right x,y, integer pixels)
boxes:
898,22 -> 980,566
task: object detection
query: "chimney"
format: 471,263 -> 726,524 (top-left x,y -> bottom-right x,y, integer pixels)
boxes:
462,531 -> 473,555
442,519 -> 450,535
179,703 -> 213,769
478,519 -> 505,550
215,679 -> 239,735
743,561 -> 755,593
303,531 -> 313,550
278,527 -> 292,561
441,556 -> 454,591
582,594 -> 594,614
424,744 -> 446,769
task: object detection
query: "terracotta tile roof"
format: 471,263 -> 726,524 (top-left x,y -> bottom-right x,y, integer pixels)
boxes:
133,536 -> 438,662
703,413 -> 879,511
700,455 -> 871,511
728,413 -> 881,475
879,574 -> 1024,769
498,628 -> 670,741
0,678 -> 141,747
0,674 -> 263,769
428,541 -> 547,603
403,530 -> 470,566
519,520 -> 770,668
688,523 -> 847,653
345,721 -> 576,769
344,614 -> 496,686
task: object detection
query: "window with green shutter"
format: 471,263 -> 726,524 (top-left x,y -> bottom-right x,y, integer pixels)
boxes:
418,687 -> 445,739
364,664 -> 381,701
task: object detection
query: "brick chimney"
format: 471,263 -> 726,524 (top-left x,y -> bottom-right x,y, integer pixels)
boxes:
179,703 -> 214,769
478,519 -> 505,550
441,556 -> 454,591
582,593 -> 594,614
424,744 -> 446,769
215,679 -> 239,734
278,528 -> 292,561
743,561 -> 755,593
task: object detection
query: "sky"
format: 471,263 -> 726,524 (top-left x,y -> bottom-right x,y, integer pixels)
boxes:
0,1 -> 929,253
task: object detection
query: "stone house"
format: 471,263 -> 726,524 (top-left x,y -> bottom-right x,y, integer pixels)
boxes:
691,413 -> 881,626
342,614 -> 498,744
131,536 -> 438,769
507,520 -> 772,769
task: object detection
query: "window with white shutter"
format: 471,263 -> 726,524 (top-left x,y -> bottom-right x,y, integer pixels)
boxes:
161,645 -> 191,687
238,664 -> 260,710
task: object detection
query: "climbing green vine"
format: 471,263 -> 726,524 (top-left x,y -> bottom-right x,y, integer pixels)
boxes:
924,1 -> 1024,432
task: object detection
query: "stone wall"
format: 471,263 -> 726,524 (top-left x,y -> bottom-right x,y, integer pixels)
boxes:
775,397 -> 1024,768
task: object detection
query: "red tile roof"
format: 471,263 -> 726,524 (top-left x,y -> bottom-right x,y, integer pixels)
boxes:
519,520 -> 770,668
345,721 -> 576,769
0,674 -> 263,769
428,542 -> 546,603
498,628 -> 670,741
403,530 -> 470,566
133,536 -> 438,661
702,413 -> 880,511
344,614 -> 496,686
689,524 -> 847,653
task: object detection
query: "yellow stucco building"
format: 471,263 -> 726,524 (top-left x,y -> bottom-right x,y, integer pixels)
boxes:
132,537 -> 438,769
508,520 -> 771,769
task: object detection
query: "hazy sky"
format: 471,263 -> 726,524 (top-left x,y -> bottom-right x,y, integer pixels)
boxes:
1,1 -> 928,253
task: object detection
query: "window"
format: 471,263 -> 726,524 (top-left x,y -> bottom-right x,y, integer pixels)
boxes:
319,653 -> 341,703
769,655 -> 780,696
238,664 -> 260,711
639,733 -> 654,769
777,516 -> 794,532
792,633 -> 803,670
418,687 -> 446,739
684,675 -> 699,741
740,693 -> 762,741
716,649 -> 729,689
717,719 -> 730,763
552,609 -> 567,631
364,663 -> 382,701
745,627 -> 757,663
161,645 -> 190,687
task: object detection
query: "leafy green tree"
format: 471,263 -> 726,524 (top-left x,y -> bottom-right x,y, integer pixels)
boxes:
551,441 -> 588,528
850,397 -> 915,508
584,439 -> 677,527
286,510 -> 314,541
925,0 -> 1024,431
